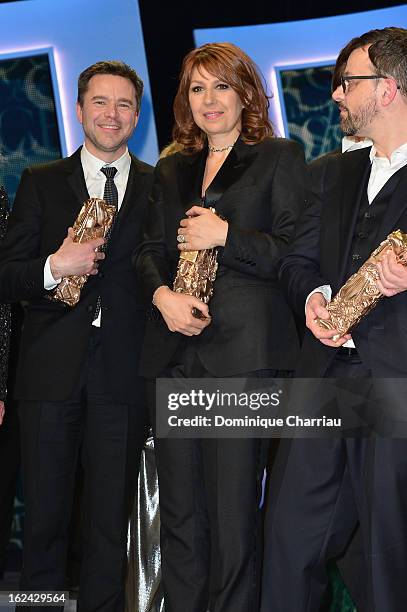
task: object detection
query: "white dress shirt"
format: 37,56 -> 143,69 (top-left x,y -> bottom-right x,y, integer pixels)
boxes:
367,142 -> 407,203
341,136 -> 373,153
308,141 -> 407,347
43,144 -> 131,326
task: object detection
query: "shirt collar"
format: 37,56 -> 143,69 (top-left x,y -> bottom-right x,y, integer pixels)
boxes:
369,142 -> 407,165
81,144 -> 131,179
342,137 -> 373,153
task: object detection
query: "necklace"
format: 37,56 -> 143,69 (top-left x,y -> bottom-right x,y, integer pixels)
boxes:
208,143 -> 235,153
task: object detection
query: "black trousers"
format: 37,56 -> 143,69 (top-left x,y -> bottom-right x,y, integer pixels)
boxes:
261,353 -> 407,612
18,329 -> 148,612
150,342 -> 286,612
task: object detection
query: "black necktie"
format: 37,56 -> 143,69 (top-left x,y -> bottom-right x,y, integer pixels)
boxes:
100,166 -> 118,206
92,166 -> 118,322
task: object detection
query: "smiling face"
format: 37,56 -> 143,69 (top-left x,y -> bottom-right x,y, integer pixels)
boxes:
332,46 -> 380,138
76,73 -> 139,162
188,66 -> 243,145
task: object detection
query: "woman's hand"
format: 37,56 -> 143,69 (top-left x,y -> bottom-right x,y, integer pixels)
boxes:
0,401 -> 5,426
153,286 -> 211,336
177,206 -> 228,251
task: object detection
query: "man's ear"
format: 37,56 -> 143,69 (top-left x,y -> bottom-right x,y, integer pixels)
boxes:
76,101 -> 83,124
381,77 -> 399,107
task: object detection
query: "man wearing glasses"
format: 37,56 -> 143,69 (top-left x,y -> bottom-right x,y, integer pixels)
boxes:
262,27 -> 407,612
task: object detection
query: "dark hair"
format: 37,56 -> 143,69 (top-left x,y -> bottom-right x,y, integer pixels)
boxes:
77,60 -> 144,112
173,42 -> 273,153
332,27 -> 407,96
332,29 -> 384,91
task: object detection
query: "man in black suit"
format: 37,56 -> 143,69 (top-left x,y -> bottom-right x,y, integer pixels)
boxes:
0,61 -> 153,610
261,27 -> 407,612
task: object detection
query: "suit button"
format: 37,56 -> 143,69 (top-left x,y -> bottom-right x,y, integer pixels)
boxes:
87,305 -> 94,313
364,211 -> 375,219
357,232 -> 366,239
352,254 -> 361,261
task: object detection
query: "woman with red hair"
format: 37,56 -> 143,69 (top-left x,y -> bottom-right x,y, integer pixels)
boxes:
136,42 -> 307,612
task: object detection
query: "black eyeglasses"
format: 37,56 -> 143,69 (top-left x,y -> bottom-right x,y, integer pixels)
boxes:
340,74 -> 400,93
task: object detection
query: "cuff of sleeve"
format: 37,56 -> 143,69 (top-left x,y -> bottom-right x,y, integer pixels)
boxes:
305,285 -> 332,314
44,255 -> 60,290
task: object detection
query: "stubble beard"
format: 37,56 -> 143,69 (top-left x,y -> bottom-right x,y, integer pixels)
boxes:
339,97 -> 378,137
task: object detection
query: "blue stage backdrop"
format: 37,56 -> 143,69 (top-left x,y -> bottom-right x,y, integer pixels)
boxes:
0,51 -> 62,202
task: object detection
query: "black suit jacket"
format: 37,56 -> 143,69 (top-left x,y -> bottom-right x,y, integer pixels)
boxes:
280,146 -> 407,377
136,137 -> 307,377
0,148 -> 153,401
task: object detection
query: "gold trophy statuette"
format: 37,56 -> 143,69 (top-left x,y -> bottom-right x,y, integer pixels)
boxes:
173,207 -> 219,320
50,198 -> 116,307
317,229 -> 407,338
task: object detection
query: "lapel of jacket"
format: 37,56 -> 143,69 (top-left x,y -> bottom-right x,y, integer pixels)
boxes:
177,137 -> 257,211
65,147 -> 89,210
375,163 -> 407,241
109,155 -> 144,239
337,148 -> 372,283
177,148 -> 207,210
204,137 -> 257,210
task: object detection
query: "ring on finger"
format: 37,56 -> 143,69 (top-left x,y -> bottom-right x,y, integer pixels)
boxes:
177,234 -> 186,243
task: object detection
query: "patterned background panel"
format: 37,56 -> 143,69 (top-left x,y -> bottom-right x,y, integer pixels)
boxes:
0,51 -> 62,203
278,63 -> 342,162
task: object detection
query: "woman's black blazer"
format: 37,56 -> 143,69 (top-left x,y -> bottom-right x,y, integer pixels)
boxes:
136,136 -> 308,377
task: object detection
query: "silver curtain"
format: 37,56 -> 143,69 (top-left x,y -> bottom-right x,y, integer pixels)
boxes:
126,434 -> 165,612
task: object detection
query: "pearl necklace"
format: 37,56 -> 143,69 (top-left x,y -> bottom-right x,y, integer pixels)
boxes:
208,143 -> 235,153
